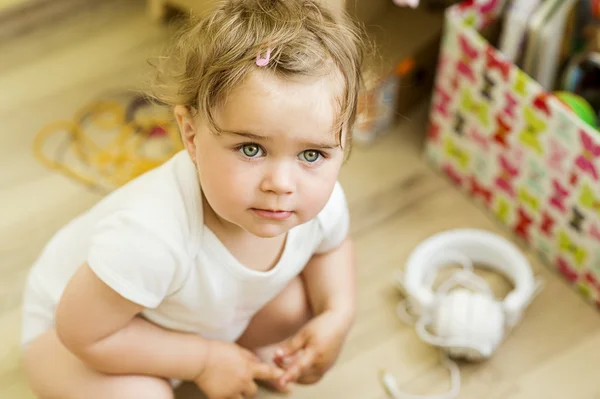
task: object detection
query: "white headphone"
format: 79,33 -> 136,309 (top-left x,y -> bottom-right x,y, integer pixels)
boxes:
401,228 -> 540,360
383,229 -> 543,399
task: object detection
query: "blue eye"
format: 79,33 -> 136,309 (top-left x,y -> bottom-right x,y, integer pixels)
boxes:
240,144 -> 263,158
299,150 -> 322,163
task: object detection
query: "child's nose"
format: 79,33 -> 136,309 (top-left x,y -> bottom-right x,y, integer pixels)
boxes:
259,162 -> 295,195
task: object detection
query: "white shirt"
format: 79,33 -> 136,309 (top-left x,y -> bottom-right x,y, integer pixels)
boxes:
22,150 -> 349,344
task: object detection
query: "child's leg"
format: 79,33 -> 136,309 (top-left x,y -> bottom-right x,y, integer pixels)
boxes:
237,276 -> 312,352
23,326 -> 174,399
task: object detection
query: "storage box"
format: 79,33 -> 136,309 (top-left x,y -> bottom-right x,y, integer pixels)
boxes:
425,0 -> 600,307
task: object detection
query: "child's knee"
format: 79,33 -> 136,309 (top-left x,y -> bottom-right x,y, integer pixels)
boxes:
238,277 -> 313,349
271,277 -> 313,334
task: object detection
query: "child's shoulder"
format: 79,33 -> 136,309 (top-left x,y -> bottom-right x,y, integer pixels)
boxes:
313,181 -> 349,253
90,150 -> 201,248
316,181 -> 348,223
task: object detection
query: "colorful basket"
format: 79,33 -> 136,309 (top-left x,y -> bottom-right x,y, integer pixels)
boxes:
425,0 -> 600,307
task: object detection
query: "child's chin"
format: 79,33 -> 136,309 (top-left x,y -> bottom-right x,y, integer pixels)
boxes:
247,224 -> 291,239
242,218 -> 298,238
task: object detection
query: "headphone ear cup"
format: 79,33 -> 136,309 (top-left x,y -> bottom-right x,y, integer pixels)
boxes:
433,289 -> 505,361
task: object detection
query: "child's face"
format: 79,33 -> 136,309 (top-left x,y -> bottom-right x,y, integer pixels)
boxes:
176,71 -> 346,238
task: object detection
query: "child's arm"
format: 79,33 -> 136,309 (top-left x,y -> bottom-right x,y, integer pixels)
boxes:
300,182 -> 356,323
302,236 -> 356,322
274,237 -> 356,388
56,263 -> 282,391
56,262 -> 210,380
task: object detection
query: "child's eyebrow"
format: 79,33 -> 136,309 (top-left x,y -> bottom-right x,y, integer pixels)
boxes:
223,129 -> 340,149
223,130 -> 270,141
300,140 -> 340,149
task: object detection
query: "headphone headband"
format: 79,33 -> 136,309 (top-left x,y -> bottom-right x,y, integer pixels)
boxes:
403,229 -> 536,326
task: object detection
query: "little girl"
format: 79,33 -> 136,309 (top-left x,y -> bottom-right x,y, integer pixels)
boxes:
21,0 -> 366,398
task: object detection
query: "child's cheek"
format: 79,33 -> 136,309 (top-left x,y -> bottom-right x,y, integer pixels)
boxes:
298,174 -> 338,220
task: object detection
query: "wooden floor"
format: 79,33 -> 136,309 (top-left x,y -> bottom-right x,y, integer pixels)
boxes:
3,1 -> 600,398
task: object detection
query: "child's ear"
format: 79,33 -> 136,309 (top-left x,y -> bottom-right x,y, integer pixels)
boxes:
174,105 -> 198,164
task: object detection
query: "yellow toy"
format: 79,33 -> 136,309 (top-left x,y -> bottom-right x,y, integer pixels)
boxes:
33,92 -> 183,192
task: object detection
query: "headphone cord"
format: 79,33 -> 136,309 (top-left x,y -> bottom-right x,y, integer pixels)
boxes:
380,352 -> 460,399
387,254 -> 501,399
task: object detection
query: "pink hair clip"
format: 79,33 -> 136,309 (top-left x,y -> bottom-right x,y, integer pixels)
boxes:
256,48 -> 272,67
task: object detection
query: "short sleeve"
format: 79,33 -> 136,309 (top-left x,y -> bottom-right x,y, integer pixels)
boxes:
315,182 -> 350,253
87,211 -> 181,309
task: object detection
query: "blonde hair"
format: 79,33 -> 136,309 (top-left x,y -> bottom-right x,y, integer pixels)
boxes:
148,0 -> 368,150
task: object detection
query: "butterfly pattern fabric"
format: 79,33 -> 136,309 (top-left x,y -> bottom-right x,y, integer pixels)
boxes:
425,0 -> 600,308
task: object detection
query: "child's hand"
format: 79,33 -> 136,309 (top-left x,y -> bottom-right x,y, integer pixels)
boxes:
273,310 -> 353,389
194,340 -> 284,399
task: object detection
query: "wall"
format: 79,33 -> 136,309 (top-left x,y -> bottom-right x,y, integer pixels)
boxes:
345,0 -> 390,24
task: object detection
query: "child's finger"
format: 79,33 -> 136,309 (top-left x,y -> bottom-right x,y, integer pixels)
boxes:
276,330 -> 308,359
242,347 -> 260,362
252,362 -> 284,381
297,370 -> 322,385
274,354 -> 291,368
279,347 -> 316,385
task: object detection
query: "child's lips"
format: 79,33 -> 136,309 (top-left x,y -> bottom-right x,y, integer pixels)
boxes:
251,208 -> 293,220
